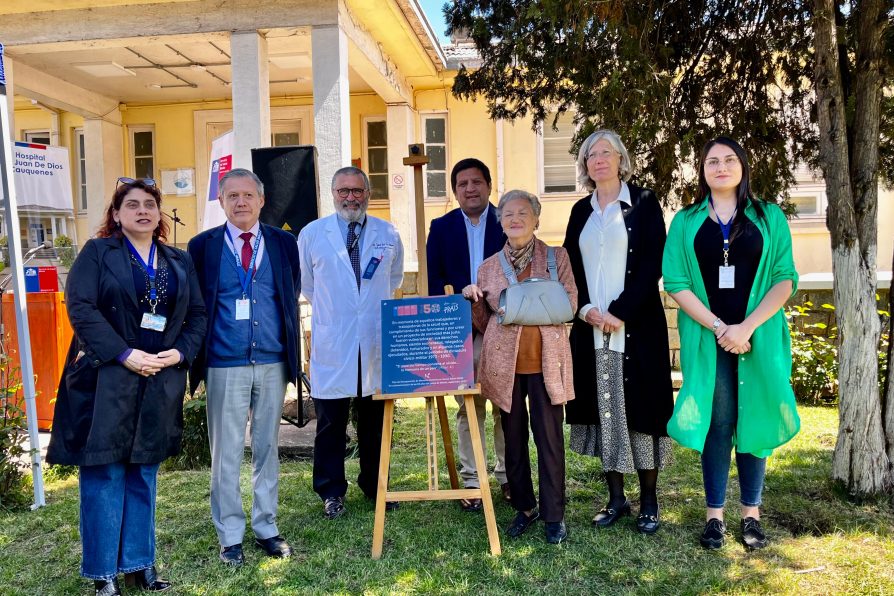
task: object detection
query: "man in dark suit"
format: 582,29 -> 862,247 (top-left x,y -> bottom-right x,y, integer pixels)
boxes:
426,158 -> 509,511
188,168 -> 301,566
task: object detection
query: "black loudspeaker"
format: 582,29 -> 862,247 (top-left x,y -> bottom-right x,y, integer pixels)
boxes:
252,145 -> 319,237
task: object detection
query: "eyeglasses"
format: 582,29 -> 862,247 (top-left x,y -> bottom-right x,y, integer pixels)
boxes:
586,149 -> 618,161
335,187 -> 367,199
704,157 -> 741,170
117,177 -> 156,188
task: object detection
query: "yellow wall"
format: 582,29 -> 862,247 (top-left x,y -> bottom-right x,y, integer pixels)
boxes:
13,94 -> 894,276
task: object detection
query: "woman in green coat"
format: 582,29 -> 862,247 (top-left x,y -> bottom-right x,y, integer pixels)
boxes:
663,137 -> 799,551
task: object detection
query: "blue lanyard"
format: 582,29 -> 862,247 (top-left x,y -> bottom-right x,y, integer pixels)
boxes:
124,237 -> 158,308
708,196 -> 736,266
224,227 -> 262,298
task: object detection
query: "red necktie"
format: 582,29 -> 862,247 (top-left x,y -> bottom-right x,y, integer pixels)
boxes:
239,232 -> 253,272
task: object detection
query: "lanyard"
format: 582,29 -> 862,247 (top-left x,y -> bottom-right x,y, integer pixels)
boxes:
709,196 -> 736,266
224,227 -> 262,298
347,217 -> 366,253
124,237 -> 158,312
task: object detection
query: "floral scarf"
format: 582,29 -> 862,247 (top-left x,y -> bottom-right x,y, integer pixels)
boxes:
505,236 -> 536,275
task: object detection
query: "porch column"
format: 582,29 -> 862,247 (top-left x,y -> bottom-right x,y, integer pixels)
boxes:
50,217 -> 57,239
312,24 -> 351,217
230,31 -> 271,170
386,103 -> 418,271
84,113 -> 123,236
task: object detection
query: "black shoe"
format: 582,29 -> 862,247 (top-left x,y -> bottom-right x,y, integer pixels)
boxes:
219,543 -> 245,566
699,518 -> 726,549
506,509 -> 540,537
94,578 -> 121,596
592,500 -> 631,527
366,494 -> 400,511
460,498 -> 483,513
123,566 -> 172,592
545,520 -> 568,544
741,517 -> 769,550
255,535 -> 292,558
323,496 -> 346,520
636,510 -> 661,535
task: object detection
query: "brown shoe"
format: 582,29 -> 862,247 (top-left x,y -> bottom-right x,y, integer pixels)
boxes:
501,483 -> 512,502
460,498 -> 482,512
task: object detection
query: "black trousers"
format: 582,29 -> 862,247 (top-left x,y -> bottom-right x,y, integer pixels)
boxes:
312,356 -> 385,500
501,373 -> 566,523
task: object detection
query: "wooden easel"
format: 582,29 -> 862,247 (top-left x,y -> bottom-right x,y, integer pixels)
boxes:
370,385 -> 501,559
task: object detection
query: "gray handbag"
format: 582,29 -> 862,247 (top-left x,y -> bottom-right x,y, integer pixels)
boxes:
497,246 -> 574,326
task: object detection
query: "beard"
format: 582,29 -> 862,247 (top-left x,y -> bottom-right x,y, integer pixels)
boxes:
335,200 -> 367,222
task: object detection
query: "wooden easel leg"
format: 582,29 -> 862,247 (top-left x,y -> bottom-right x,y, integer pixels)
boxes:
425,396 -> 438,490
464,394 -> 501,556
436,396 -> 459,489
372,399 -> 395,559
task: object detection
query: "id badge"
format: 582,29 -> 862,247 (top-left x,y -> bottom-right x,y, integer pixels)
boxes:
140,312 -> 167,332
362,256 -> 382,280
719,265 -> 736,289
235,298 -> 251,320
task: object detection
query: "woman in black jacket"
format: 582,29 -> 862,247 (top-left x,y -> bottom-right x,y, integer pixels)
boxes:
563,130 -> 674,534
47,178 -> 206,595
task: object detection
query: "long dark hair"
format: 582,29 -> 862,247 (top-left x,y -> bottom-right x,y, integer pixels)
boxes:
96,180 -> 169,241
689,136 -> 765,222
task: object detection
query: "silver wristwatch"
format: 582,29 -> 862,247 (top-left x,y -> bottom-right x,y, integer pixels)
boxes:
711,318 -> 722,333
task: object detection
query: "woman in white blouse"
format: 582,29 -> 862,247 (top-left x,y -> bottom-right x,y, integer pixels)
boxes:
563,130 -> 674,534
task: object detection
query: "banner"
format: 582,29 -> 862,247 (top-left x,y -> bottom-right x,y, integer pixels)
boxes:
12,142 -> 74,210
381,295 -> 474,394
0,42 -> 6,86
202,130 -> 233,230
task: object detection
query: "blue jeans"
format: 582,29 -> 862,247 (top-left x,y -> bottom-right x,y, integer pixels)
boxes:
701,346 -> 767,509
78,462 -> 160,580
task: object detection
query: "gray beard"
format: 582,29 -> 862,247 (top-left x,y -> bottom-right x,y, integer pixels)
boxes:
336,204 -> 367,223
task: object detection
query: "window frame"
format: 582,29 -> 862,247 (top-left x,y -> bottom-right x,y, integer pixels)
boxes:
361,115 -> 389,205
420,111 -> 450,204
789,166 -> 829,224
128,125 -> 156,181
537,110 -> 580,198
73,128 -> 88,213
24,129 -> 51,145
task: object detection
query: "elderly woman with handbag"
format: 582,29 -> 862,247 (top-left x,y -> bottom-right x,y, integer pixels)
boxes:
461,189 -> 577,545
563,129 -> 674,534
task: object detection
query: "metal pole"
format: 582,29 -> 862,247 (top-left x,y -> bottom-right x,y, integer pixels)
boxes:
0,43 -> 46,509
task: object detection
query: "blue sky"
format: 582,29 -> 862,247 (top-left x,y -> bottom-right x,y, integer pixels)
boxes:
418,0 -> 451,44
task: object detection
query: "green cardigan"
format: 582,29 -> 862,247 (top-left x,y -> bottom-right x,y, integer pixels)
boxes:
662,199 -> 800,457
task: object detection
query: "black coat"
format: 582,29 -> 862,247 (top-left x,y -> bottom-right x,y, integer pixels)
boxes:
562,185 -> 673,436
46,237 -> 207,466
187,223 -> 301,394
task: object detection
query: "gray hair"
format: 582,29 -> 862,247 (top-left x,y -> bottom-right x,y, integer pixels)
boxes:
496,189 -> 542,221
331,166 -> 370,190
576,129 -> 633,190
219,168 -> 264,197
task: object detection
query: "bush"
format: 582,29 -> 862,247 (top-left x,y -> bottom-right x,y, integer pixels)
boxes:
788,298 -> 891,405
53,234 -> 76,269
0,358 -> 31,509
164,386 -> 211,470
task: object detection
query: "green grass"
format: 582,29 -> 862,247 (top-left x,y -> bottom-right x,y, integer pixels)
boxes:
1,404 -> 893,595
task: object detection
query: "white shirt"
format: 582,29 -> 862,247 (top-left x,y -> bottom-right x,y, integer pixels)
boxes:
224,220 -> 265,271
461,205 -> 489,284
579,182 -> 630,353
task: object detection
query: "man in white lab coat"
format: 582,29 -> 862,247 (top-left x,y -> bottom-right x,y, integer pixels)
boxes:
298,166 -> 404,519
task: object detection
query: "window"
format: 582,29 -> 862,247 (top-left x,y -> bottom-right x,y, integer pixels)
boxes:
363,118 -> 388,201
422,114 -> 448,201
789,167 -> 827,220
271,120 -> 301,146
790,194 -> 826,218
24,130 -> 51,145
129,126 -> 155,180
74,128 -> 87,212
541,111 -> 578,194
